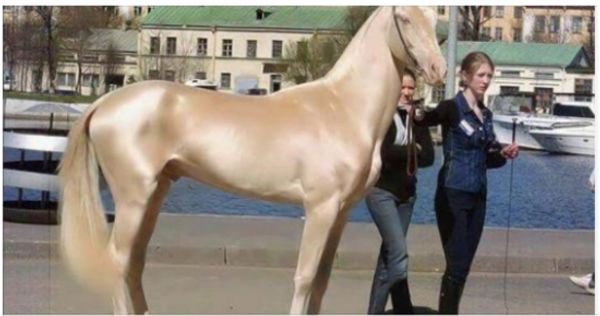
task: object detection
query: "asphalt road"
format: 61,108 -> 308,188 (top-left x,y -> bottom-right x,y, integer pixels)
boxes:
3,258 -> 594,315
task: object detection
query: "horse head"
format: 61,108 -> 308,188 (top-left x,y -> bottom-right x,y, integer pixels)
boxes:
386,6 -> 447,85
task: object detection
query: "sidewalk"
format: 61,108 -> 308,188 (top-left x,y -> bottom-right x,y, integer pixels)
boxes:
3,212 -> 594,273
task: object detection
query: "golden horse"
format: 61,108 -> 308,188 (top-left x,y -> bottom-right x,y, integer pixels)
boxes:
58,6 -> 446,314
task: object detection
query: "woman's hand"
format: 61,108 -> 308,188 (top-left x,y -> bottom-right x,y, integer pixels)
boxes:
501,143 -> 519,159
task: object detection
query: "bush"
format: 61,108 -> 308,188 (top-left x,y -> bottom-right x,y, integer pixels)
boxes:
3,90 -> 99,104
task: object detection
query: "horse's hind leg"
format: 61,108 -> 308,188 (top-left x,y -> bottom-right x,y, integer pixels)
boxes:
290,196 -> 341,314
109,175 -> 171,314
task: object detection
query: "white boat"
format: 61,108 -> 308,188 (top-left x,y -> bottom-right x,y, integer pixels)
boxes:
490,93 -> 595,153
528,122 -> 595,156
493,113 -> 589,149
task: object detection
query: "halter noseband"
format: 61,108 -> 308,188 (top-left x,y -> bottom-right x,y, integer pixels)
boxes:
391,6 -> 420,68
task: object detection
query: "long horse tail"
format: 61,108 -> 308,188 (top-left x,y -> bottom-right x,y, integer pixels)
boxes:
58,101 -> 117,294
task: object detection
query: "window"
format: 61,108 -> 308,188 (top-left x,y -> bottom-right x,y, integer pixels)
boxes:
195,72 -> 206,80
494,27 -> 503,40
150,37 -> 160,54
535,72 -> 554,80
437,6 -> 445,15
164,70 -> 175,81
483,6 -> 491,18
481,27 -> 491,39
82,74 -> 99,87
432,84 -> 445,103
500,86 -> 519,94
166,37 -> 177,55
222,39 -> 233,57
513,6 -> 522,19
197,38 -> 207,56
512,28 -> 522,42
57,72 -> 75,86
501,70 -> 520,78
270,74 -> 282,93
149,70 -> 160,79
534,16 -> 546,33
247,40 -> 257,58
534,87 -> 553,110
549,16 -> 560,33
220,73 -> 231,89
572,16 -> 582,33
82,55 -> 98,62
575,79 -> 593,101
134,6 -> 142,16
495,6 -> 504,18
272,40 -> 283,58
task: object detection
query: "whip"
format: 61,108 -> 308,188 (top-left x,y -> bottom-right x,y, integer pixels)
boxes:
503,117 -> 517,313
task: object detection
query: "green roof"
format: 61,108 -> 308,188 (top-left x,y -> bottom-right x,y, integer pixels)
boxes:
442,41 -> 587,68
141,6 -> 347,30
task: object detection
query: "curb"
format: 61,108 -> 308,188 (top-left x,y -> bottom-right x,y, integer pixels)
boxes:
3,239 -> 593,274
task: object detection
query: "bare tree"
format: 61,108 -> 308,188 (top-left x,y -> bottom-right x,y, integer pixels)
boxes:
58,6 -> 117,93
282,6 -> 374,84
458,6 -> 492,41
282,33 -> 345,84
30,6 -> 58,93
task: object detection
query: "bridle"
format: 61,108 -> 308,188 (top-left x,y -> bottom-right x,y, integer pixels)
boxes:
391,6 -> 421,69
391,7 -> 421,177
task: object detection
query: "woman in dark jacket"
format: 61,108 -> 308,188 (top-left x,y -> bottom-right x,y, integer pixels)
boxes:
416,51 -> 518,314
366,69 -> 434,314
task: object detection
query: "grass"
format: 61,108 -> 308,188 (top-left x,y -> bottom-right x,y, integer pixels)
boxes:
3,90 -> 98,104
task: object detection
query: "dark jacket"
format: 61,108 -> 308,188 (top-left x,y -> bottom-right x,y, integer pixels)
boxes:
416,92 -> 506,193
375,108 -> 434,202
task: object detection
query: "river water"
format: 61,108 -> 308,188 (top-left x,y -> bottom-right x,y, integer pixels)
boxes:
3,146 -> 595,230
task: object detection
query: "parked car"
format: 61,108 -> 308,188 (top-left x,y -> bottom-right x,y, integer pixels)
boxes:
185,79 -> 218,90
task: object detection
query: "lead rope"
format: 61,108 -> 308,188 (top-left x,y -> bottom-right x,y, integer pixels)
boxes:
406,105 -> 417,177
503,118 -> 518,314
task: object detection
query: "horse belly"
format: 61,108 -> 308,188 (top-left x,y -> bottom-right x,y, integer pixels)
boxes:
172,139 -> 305,203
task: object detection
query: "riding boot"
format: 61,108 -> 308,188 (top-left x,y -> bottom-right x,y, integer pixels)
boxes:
438,275 -> 464,314
390,279 -> 414,314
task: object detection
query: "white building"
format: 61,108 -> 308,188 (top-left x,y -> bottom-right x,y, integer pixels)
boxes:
137,6 -> 348,94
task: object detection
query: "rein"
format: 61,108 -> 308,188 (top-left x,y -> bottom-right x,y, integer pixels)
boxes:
391,6 -> 420,69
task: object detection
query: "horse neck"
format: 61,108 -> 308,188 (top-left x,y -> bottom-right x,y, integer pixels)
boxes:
322,7 -> 403,143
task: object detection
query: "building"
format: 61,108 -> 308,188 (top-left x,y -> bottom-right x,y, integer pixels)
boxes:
435,5 -> 594,46
57,28 -> 139,95
523,6 -> 594,45
429,41 -> 594,109
137,6 -> 348,94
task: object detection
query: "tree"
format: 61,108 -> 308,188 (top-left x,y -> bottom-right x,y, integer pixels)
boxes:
30,6 -> 58,93
58,6 -> 118,93
458,6 -> 492,41
282,6 -> 375,84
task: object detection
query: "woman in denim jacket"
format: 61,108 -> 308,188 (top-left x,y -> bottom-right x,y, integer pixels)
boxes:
366,69 -> 434,314
416,52 -> 519,314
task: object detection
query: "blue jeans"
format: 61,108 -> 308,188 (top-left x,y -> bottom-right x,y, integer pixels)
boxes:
435,185 -> 486,284
366,187 -> 415,314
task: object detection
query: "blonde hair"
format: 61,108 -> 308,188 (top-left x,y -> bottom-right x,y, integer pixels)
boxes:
461,51 -> 495,76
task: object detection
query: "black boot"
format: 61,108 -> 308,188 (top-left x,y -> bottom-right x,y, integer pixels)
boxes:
438,275 -> 464,314
390,279 -> 414,314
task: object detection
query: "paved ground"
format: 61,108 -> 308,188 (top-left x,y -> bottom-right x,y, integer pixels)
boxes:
2,258 -> 595,315
2,213 -> 595,314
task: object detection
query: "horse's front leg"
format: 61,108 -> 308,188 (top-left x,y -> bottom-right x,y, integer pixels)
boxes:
306,204 -> 351,314
290,195 -> 342,314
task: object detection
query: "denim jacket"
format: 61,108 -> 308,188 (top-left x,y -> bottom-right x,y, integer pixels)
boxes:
418,92 -> 506,193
